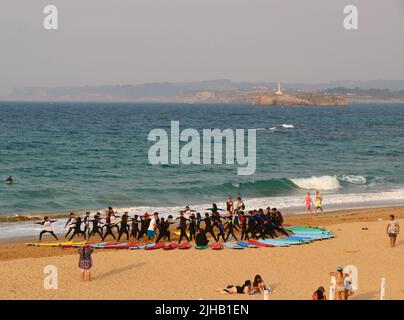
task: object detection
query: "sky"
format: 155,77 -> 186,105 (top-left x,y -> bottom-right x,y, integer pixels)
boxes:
0,0 -> 403,97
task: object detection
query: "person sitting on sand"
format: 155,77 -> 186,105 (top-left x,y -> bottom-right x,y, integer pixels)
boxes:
251,274 -> 270,294
312,286 -> 327,300
36,216 -> 58,241
215,280 -> 252,295
195,228 -> 209,247
78,245 -> 94,281
329,266 -> 349,300
305,193 -> 313,214
386,214 -> 400,248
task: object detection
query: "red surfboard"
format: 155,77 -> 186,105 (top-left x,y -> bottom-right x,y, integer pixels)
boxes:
247,240 -> 274,247
211,242 -> 224,250
178,242 -> 192,249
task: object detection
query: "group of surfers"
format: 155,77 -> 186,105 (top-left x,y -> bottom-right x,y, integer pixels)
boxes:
36,196 -> 290,245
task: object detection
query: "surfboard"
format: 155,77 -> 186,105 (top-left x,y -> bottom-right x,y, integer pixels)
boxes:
144,243 -> 165,250
163,242 -> 178,250
195,245 -> 209,250
237,241 -> 258,248
247,240 -> 273,247
225,242 -> 244,249
257,239 -> 289,247
178,242 -> 192,249
26,241 -> 73,247
211,242 -> 224,250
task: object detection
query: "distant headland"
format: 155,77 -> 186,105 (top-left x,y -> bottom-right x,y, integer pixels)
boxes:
5,79 -> 404,105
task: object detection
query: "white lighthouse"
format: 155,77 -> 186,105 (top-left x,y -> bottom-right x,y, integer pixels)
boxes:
275,82 -> 283,96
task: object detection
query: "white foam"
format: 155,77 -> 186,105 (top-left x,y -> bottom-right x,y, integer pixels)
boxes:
290,175 -> 340,190
281,124 -> 294,128
340,175 -> 367,185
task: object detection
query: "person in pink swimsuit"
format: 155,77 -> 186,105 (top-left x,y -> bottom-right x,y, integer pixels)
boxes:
305,192 -> 313,214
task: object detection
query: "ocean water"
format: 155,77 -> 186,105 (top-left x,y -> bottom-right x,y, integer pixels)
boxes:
1,101 -> 404,239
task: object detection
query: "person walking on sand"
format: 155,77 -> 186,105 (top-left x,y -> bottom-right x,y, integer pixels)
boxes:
329,266 -> 349,300
305,193 -> 313,214
315,190 -> 324,214
78,245 -> 94,281
386,214 -> 400,248
37,216 -> 58,241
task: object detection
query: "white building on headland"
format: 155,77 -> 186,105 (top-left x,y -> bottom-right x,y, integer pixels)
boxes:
275,82 -> 283,96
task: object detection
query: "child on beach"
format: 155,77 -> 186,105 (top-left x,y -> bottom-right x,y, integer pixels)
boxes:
37,217 -> 58,241
78,245 -> 94,281
386,215 -> 400,248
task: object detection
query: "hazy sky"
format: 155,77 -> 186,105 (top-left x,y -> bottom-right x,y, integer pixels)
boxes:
0,0 -> 403,96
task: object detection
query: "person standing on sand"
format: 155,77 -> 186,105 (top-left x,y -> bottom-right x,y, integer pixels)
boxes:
305,193 -> 313,214
78,245 -> 94,281
64,212 -> 76,238
147,212 -> 159,243
315,190 -> 324,214
329,266 -> 349,300
37,216 -> 58,241
386,214 -> 400,248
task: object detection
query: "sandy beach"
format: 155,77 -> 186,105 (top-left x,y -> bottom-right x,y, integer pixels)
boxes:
0,206 -> 403,300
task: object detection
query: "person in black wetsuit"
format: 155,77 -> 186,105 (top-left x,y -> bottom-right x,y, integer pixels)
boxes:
214,218 -> 226,242
83,212 -> 91,237
69,216 -> 86,241
137,213 -> 151,240
176,211 -> 190,244
188,214 -> 197,241
102,212 -> 117,241
64,212 -> 76,239
117,212 -> 130,241
224,212 -> 239,241
156,215 -> 174,243
195,228 -> 209,247
129,214 -> 140,242
196,212 -> 202,229
273,210 -> 289,236
5,176 -> 13,184
36,217 -> 58,241
240,211 -> 249,241
246,211 -> 258,240
89,212 -> 104,239
202,212 -> 218,242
